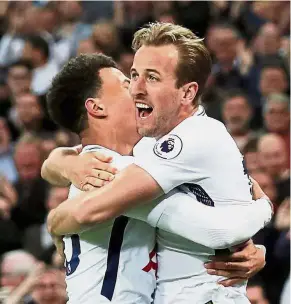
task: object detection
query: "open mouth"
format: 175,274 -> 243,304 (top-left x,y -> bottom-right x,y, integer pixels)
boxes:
136,102 -> 153,119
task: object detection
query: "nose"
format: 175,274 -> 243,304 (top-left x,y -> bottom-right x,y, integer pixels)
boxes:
129,76 -> 146,98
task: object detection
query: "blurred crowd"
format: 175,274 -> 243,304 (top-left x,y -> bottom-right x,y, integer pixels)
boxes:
0,1 -> 289,304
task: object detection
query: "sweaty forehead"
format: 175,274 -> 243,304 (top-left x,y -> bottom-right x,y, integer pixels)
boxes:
132,45 -> 179,74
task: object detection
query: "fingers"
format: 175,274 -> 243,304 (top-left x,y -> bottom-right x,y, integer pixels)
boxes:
206,268 -> 248,278
83,184 -> 98,191
205,261 -> 250,272
81,175 -> 112,191
209,253 -> 246,262
92,152 -> 113,163
91,159 -> 118,175
218,278 -> 247,287
93,169 -> 115,181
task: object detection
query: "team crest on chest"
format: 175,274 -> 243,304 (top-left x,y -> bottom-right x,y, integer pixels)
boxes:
154,134 -> 183,159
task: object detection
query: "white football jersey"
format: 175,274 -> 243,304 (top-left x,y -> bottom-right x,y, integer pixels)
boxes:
133,106 -> 254,303
64,146 -> 156,304
64,121 -> 272,304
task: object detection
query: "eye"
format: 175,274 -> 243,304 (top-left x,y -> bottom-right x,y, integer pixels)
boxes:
148,74 -> 158,82
131,72 -> 138,80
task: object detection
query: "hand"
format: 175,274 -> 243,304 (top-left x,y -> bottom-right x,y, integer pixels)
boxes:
0,197 -> 11,219
66,151 -> 118,191
0,176 -> 17,206
204,240 -> 266,287
52,234 -> 65,260
25,262 -> 46,287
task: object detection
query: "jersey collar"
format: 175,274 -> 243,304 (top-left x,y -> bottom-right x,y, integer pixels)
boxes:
194,105 -> 206,116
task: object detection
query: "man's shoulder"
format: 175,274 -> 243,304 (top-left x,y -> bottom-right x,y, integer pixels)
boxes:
172,116 -> 228,143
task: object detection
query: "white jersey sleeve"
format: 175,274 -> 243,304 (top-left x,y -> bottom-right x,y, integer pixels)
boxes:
125,192 -> 272,249
134,116 -> 253,203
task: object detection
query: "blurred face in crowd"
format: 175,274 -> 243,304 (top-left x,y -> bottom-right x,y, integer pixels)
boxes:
92,22 -> 118,51
58,1 -> 82,22
22,42 -> 39,66
255,23 -> 281,56
118,52 -> 134,77
14,143 -> 42,182
41,138 -> 57,159
258,134 -> 288,179
0,118 -> 11,150
46,187 -> 69,211
23,6 -> 41,35
247,285 -> 269,304
245,151 -> 260,174
210,27 -> 238,65
15,94 -> 43,128
260,67 -> 288,97
39,7 -> 58,33
7,65 -> 31,97
77,39 -> 102,56
31,269 -> 67,304
130,45 -> 187,138
1,252 -> 36,288
264,98 -> 290,133
222,95 -> 252,135
251,171 -> 277,203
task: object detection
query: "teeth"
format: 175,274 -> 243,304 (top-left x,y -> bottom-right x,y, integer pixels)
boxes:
136,103 -> 151,109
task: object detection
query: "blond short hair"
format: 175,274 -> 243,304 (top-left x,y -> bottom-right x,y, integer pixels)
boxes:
132,22 -> 212,103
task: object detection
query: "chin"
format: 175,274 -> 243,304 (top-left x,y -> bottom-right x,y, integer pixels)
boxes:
138,127 -> 156,138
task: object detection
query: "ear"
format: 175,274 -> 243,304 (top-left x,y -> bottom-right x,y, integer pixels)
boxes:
85,98 -> 107,118
180,82 -> 199,106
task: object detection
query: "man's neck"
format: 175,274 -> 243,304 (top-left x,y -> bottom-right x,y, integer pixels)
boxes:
81,125 -> 141,156
156,105 -> 199,139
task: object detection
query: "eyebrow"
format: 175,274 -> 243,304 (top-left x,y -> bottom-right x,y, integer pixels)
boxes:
130,68 -> 161,75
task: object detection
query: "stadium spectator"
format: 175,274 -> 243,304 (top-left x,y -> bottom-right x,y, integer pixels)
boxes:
242,138 -> 261,174
77,39 -> 102,56
0,1 -> 289,303
259,63 -> 289,100
0,250 -> 36,291
91,20 -> 120,58
24,186 -> 69,257
7,60 -> 32,99
0,2 -> 30,66
27,268 -> 67,304
251,171 -> 277,205
207,23 -> 246,91
0,118 -> 17,183
41,134 -> 58,160
14,94 -> 45,136
254,23 -> 282,58
263,93 -> 290,165
222,89 -> 255,151
11,134 -> 48,229
117,48 -> 134,77
22,35 -> 59,95
247,279 -> 269,304
56,1 -> 92,61
258,134 -> 289,182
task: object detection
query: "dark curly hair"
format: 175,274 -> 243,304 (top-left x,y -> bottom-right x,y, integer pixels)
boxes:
46,54 -> 117,134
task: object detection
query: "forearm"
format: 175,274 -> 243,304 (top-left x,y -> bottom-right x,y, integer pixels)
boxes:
48,165 -> 163,235
41,146 -> 80,186
5,278 -> 34,304
155,196 -> 272,249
